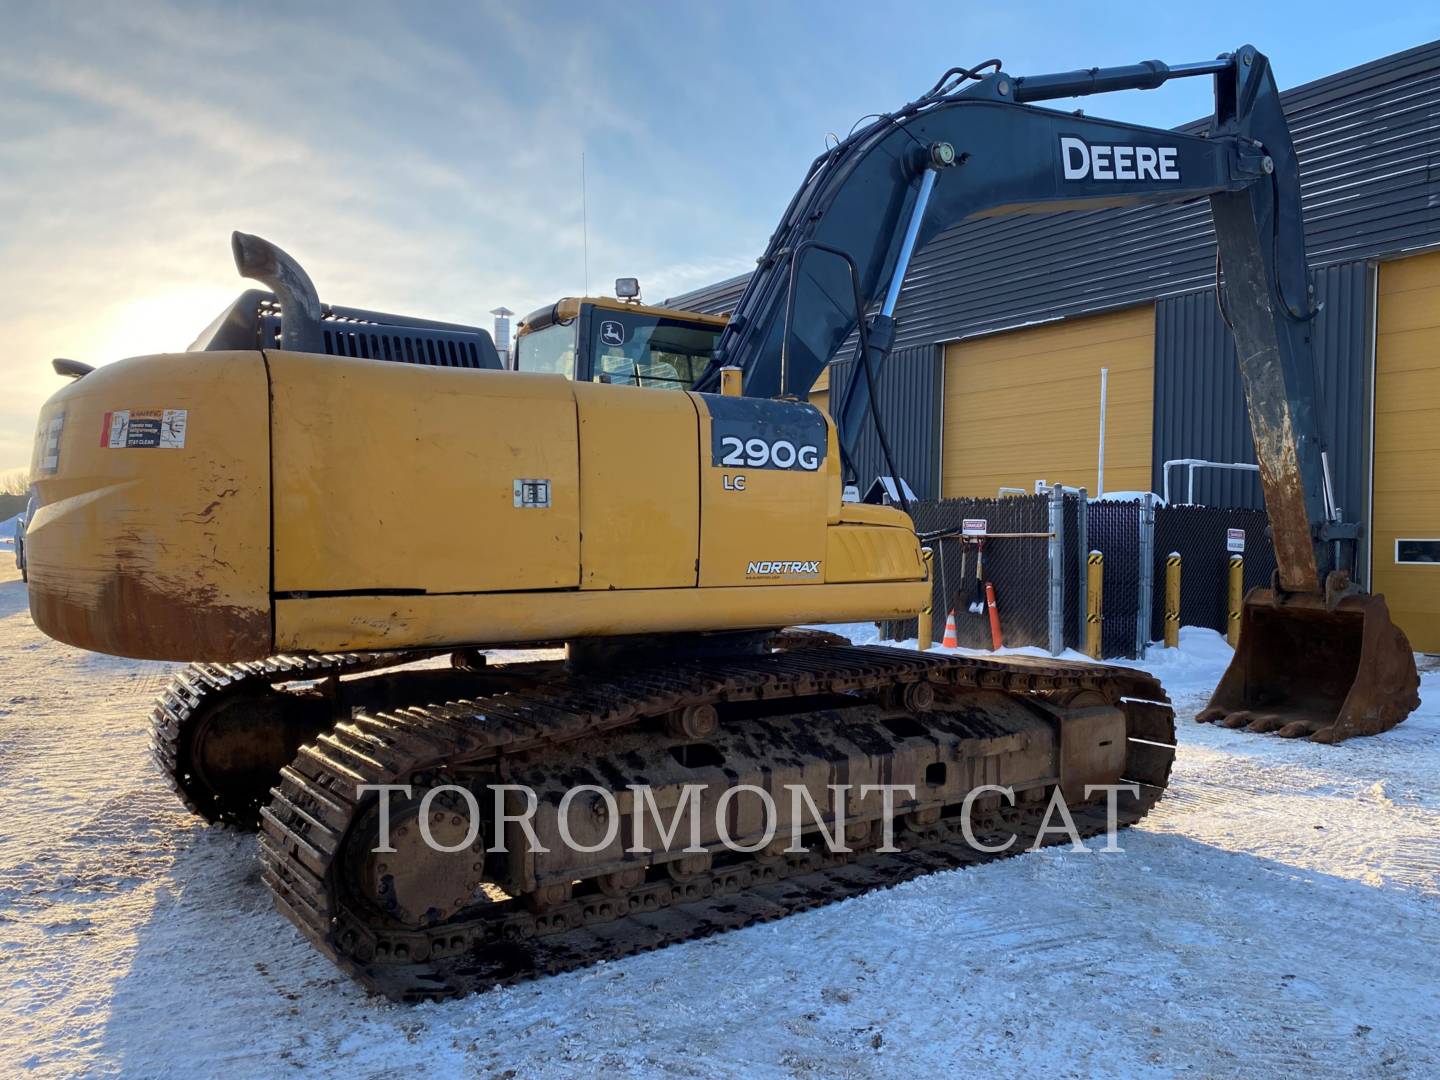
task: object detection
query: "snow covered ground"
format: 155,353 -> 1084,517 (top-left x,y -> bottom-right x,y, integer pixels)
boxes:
2,564 -> 1437,1078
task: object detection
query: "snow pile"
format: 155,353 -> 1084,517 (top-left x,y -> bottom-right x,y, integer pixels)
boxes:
1,569 -> 1437,1077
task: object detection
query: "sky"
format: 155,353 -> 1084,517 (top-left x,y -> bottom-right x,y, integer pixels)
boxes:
2,1 -> 1437,473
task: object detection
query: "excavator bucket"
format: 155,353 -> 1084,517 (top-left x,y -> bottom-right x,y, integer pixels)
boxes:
1198,588 -> 1420,743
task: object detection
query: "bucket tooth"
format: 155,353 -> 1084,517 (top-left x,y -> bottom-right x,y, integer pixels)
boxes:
1242,714 -> 1287,733
1197,588 -> 1420,744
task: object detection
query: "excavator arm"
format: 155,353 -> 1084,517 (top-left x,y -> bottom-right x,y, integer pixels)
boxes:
697,45 -> 1418,741
699,47 -> 1322,573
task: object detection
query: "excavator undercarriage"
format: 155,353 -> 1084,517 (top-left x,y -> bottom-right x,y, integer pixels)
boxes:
154,637 -> 1173,1001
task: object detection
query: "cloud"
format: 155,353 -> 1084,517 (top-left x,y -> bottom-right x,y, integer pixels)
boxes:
0,0 -> 773,468
4,0 -> 1429,473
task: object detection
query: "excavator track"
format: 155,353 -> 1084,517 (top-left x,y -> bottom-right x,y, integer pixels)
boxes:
259,645 -> 1175,1001
149,630 -> 845,826
150,651 -> 436,826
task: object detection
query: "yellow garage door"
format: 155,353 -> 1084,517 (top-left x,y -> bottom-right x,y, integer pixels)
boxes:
942,306 -> 1154,498
1373,251 -> 1440,652
809,363 -> 830,415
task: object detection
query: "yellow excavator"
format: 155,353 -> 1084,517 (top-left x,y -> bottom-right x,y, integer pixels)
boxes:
24,47 -> 1415,999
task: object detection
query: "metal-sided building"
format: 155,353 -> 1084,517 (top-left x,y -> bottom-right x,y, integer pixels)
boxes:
669,40 -> 1440,652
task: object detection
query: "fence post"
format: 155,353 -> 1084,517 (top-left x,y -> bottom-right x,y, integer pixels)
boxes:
1075,487 -> 1088,650
918,548 -> 934,651
1047,486 -> 1065,655
1227,554 -> 1244,647
1164,552 -> 1181,648
1135,493 -> 1156,658
1086,551 -> 1103,658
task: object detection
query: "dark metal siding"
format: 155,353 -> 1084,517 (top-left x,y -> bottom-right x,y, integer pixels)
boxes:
825,344 -> 942,499
668,40 -> 1440,346
1150,260 -> 1374,576
665,272 -> 749,315
1152,287 -> 1263,509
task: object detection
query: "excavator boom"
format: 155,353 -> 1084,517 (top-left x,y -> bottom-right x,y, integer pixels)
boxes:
695,45 -> 1417,742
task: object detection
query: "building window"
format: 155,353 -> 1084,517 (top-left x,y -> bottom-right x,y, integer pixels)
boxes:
1396,539 -> 1440,564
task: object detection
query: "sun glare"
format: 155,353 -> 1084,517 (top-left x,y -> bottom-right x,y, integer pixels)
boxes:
95,287 -> 240,364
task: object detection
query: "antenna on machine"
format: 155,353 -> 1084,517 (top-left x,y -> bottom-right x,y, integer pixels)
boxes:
581,151 -> 590,296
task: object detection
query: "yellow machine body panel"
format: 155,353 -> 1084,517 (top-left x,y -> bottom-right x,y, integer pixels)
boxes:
695,398 -> 831,588
27,351 -> 272,659
573,380 -> 699,590
27,350 -> 927,661
274,581 -> 923,653
269,353 -> 581,594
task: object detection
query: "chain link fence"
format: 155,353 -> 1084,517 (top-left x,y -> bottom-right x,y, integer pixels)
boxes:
878,494 -> 1277,660
1061,495 -> 1083,652
1087,499 -> 1145,658
881,496 -> 1051,648
1150,505 -> 1277,641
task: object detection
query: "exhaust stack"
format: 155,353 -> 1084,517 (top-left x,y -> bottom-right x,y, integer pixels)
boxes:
231,231 -> 323,353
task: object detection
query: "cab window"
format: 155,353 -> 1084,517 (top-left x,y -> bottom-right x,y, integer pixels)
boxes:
515,321 -> 577,378
589,311 -> 720,390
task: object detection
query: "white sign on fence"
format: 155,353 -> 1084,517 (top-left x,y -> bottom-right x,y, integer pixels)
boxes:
962,518 -> 987,537
1226,528 -> 1246,554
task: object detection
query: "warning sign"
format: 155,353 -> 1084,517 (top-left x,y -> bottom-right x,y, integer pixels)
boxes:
962,518 -> 987,537
102,409 -> 187,449
36,413 -> 64,474
1226,528 -> 1246,554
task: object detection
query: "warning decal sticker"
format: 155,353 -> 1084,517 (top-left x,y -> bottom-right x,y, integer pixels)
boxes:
35,413 -> 64,474
101,409 -> 188,449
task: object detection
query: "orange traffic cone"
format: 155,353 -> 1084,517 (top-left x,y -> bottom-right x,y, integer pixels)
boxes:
942,610 -> 959,648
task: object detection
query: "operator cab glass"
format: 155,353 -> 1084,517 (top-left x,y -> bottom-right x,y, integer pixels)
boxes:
588,310 -> 720,390
515,302 -> 722,390
514,321 -> 577,379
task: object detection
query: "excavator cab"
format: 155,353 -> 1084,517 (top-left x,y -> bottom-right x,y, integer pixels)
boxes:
513,294 -> 725,389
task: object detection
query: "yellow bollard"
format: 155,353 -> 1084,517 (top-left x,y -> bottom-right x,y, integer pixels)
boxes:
1164,552 -> 1182,649
917,548 -> 934,651
1085,550 -> 1103,659
1227,554 -> 1244,647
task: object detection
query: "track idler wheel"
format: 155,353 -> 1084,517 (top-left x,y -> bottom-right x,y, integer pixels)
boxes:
171,688 -> 331,828
354,787 -> 488,926
1197,588 -> 1420,743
